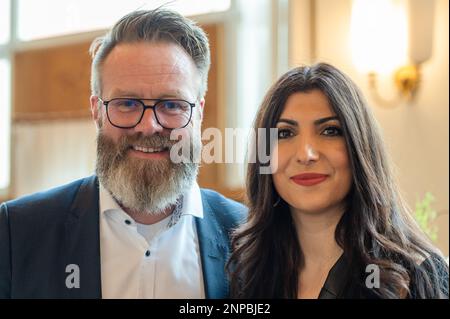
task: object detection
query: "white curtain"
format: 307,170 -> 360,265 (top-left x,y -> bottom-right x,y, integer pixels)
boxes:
13,119 -> 97,198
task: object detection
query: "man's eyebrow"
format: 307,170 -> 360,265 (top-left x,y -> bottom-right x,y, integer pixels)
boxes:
109,90 -> 185,100
157,93 -> 185,99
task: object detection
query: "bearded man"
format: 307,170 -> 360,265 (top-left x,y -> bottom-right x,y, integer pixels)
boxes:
0,8 -> 246,299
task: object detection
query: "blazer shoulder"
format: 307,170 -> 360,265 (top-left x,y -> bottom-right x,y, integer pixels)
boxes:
200,188 -> 247,229
1,176 -> 97,220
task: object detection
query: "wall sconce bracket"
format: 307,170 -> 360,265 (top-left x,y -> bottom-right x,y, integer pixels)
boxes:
368,64 -> 421,107
394,64 -> 420,99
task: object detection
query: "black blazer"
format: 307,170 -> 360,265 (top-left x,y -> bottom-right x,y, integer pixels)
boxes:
0,176 -> 247,298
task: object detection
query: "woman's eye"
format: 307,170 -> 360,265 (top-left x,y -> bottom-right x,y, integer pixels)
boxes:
278,128 -> 293,139
322,126 -> 343,136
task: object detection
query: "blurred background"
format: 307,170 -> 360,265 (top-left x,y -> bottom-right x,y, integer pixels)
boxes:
0,0 -> 448,255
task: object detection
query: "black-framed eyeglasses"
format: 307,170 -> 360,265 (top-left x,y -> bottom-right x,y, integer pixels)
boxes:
98,97 -> 196,129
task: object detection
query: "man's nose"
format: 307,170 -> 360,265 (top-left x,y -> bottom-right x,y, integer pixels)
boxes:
133,108 -> 164,135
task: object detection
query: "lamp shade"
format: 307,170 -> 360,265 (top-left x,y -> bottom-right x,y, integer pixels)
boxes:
408,0 -> 435,64
350,0 -> 408,74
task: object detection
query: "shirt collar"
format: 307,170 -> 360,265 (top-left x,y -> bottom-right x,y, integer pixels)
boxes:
181,181 -> 203,219
99,181 -> 203,219
99,183 -> 122,214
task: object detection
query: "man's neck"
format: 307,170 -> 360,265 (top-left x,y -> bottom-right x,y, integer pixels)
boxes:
121,205 -> 175,225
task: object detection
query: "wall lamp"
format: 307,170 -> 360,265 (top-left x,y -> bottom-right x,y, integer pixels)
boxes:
350,0 -> 435,106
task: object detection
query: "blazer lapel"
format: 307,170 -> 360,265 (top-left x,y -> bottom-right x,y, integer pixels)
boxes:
63,175 -> 102,298
196,193 -> 230,299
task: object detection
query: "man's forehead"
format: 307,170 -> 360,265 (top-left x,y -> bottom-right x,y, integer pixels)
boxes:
106,63 -> 189,77
105,42 -> 193,66
102,43 -> 197,78
100,42 -> 201,99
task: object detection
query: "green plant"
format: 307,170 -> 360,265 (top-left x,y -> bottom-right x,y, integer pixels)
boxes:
414,192 -> 438,242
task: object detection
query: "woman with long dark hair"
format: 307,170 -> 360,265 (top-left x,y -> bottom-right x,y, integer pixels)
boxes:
228,63 -> 448,298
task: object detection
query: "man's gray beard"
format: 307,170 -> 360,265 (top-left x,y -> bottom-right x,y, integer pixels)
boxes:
96,131 -> 199,215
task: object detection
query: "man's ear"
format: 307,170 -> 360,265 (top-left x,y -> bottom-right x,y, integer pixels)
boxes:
198,98 -> 205,121
90,95 -> 101,128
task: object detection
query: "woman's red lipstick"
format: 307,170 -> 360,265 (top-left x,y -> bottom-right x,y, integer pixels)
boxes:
290,173 -> 328,186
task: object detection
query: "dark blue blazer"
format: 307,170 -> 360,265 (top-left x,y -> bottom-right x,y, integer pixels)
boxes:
0,176 -> 246,299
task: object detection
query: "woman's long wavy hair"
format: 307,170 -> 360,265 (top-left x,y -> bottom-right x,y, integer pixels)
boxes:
227,63 -> 448,298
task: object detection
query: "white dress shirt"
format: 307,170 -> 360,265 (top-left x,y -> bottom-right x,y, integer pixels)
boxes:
99,182 -> 205,299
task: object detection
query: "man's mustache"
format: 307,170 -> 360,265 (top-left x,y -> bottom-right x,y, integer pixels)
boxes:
113,133 -> 177,155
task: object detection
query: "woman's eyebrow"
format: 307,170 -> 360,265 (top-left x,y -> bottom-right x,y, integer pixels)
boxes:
277,118 -> 298,126
277,116 -> 339,126
314,116 -> 339,125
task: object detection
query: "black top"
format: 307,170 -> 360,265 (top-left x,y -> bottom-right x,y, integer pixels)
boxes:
318,253 -> 449,299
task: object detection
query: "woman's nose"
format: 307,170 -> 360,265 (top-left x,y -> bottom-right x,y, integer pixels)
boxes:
295,138 -> 319,165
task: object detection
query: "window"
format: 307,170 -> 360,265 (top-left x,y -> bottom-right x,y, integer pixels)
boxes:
0,0 -> 11,194
0,0 -> 10,44
0,59 -> 11,190
223,0 -> 287,188
18,0 -> 231,41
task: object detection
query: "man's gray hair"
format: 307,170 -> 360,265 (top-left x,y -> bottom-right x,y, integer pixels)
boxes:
89,8 -> 211,98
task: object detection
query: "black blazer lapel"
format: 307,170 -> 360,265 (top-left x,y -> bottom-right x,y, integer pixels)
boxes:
63,175 -> 102,298
196,194 -> 230,299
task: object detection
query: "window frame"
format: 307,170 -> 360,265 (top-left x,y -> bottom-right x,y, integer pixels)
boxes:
0,0 -> 13,200
16,0 -> 232,41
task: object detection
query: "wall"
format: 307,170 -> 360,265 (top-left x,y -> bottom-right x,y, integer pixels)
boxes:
14,42 -> 92,120
13,119 -> 97,197
291,0 -> 449,255
12,41 -> 95,198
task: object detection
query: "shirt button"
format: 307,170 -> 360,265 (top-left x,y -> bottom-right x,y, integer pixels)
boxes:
124,220 -> 132,225
145,250 -> 151,257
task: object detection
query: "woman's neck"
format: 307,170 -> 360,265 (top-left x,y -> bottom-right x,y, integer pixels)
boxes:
292,206 -> 345,299
291,206 -> 344,267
